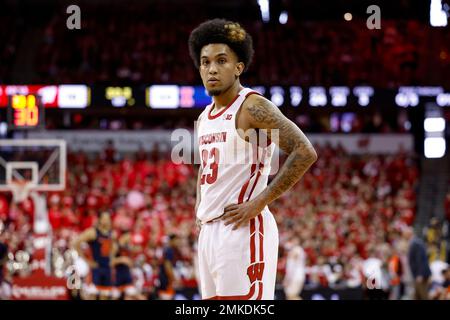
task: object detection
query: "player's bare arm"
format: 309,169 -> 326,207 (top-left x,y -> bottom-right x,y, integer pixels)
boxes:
222,94 -> 317,229
246,95 -> 318,203
73,228 -> 98,268
164,259 -> 175,287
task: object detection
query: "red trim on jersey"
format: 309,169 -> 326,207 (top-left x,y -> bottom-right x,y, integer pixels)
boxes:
256,282 -> 264,300
208,94 -> 240,120
204,283 -> 256,300
258,214 -> 264,262
250,218 -> 256,263
238,164 -> 257,204
245,91 -> 261,98
252,214 -> 265,300
246,148 -> 265,301
246,148 -> 266,202
207,89 -> 260,120
246,171 -> 261,202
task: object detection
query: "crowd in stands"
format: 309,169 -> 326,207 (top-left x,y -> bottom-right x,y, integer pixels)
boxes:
0,2 -> 449,88
0,8 -> 23,84
30,18 -> 450,88
43,110 -> 412,134
1,144 -> 449,299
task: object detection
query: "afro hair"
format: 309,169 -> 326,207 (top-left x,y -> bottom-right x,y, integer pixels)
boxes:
188,18 -> 254,72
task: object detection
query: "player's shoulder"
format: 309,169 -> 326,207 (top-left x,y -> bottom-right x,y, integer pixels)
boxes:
242,92 -> 277,114
241,92 -> 279,126
75,227 -> 96,244
243,90 -> 272,106
84,227 -> 97,239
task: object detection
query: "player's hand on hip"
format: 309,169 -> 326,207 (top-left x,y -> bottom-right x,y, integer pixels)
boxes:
222,199 -> 265,230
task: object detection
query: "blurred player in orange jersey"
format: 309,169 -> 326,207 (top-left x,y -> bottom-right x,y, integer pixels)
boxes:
388,245 -> 403,300
157,234 -> 179,300
74,211 -> 115,299
111,230 -> 146,300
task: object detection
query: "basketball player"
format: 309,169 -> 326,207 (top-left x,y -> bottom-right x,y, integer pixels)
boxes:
157,234 -> 179,300
111,230 -> 145,300
283,236 -> 306,300
188,19 -> 317,300
74,211 -> 114,299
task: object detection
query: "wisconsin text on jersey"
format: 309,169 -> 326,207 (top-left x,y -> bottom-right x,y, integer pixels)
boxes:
198,132 -> 227,145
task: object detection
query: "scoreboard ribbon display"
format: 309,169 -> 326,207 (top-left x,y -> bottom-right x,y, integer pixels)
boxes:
0,85 -> 90,109
0,84 -> 449,110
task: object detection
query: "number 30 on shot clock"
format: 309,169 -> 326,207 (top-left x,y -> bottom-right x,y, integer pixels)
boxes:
7,94 -> 44,129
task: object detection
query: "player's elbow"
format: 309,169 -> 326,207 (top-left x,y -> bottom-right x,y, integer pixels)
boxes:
296,144 -> 317,166
308,146 -> 318,164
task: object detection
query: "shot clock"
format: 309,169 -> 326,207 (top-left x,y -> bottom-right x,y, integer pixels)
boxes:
7,94 -> 44,129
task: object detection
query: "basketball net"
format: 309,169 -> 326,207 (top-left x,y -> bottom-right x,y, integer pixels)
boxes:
10,181 -> 34,203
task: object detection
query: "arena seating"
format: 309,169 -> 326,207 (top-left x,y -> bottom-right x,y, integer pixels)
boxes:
4,144 -> 445,299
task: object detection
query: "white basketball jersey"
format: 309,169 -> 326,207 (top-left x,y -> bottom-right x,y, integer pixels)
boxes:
196,87 -> 275,223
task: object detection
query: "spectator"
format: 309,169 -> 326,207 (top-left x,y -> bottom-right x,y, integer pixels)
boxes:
0,221 -> 11,300
404,227 -> 432,300
283,235 -> 307,300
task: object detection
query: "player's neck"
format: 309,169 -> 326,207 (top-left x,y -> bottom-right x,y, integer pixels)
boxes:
212,81 -> 243,110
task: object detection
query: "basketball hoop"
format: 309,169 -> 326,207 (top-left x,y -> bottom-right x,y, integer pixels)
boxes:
0,139 -> 67,193
10,180 -> 34,203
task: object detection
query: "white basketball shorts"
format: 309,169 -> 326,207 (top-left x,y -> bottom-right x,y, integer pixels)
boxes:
197,208 -> 279,300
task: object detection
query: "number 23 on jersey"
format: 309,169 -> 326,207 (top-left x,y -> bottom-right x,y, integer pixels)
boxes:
201,147 -> 220,185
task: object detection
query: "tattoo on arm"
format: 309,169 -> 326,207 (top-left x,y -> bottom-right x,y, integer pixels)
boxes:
246,96 -> 318,205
